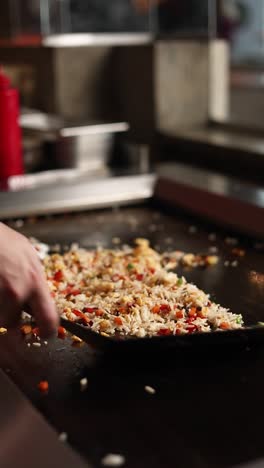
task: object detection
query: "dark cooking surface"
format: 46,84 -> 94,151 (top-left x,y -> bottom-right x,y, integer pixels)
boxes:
0,204 -> 264,468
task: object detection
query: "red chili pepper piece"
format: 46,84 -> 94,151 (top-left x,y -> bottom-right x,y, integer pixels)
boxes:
187,317 -> 196,323
160,304 -> 171,313
187,325 -> 197,334
70,289 -> 81,296
32,327 -> 40,336
73,309 -> 90,324
158,328 -> 172,336
57,326 -> 67,339
83,307 -> 96,313
73,309 -> 82,317
54,270 -> 63,282
62,286 -> 81,296
136,274 -> 144,281
38,381 -> 49,393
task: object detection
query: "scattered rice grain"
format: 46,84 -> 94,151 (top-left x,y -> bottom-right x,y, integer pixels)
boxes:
145,385 -> 156,395
101,454 -> 125,467
80,377 -> 88,391
59,432 -> 68,443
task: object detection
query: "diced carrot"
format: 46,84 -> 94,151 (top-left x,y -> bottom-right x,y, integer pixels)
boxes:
220,322 -> 230,330
21,324 -> 32,335
188,307 -> 197,318
114,317 -> 123,326
95,309 -> 104,317
136,274 -> 144,281
152,305 -> 160,314
118,307 -> 127,315
176,311 -> 184,319
38,381 -> 49,393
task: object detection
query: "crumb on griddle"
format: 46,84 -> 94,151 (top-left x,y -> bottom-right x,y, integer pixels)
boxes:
101,453 -> 126,467
145,385 -> 156,395
59,432 -> 68,443
32,342 -> 41,348
80,377 -> 88,392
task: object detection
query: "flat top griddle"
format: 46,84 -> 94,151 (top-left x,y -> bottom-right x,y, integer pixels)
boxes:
0,204 -> 264,468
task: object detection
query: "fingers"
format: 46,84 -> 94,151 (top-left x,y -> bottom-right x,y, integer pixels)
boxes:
0,292 -> 21,328
28,277 -> 59,338
0,229 -> 59,337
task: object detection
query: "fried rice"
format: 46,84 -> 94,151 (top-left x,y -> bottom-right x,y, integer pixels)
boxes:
35,238 -> 243,338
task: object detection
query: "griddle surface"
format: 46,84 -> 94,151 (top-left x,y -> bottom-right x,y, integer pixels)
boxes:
0,205 -> 264,468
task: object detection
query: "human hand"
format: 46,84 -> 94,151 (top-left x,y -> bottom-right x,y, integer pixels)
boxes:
0,223 -> 58,337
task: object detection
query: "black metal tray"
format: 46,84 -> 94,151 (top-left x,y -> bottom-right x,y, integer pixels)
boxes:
61,317 -> 264,355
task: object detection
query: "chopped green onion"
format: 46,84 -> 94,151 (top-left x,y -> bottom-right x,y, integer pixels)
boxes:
236,317 -> 243,324
177,277 -> 183,286
127,263 -> 134,270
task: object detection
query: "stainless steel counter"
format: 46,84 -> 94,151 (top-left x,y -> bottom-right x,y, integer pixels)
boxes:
0,162 -> 263,238
0,171 -> 155,219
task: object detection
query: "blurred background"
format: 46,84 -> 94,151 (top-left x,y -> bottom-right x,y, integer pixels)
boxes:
0,0 -> 263,212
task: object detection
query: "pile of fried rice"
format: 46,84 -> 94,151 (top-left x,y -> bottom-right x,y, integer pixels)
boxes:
37,239 -> 243,338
